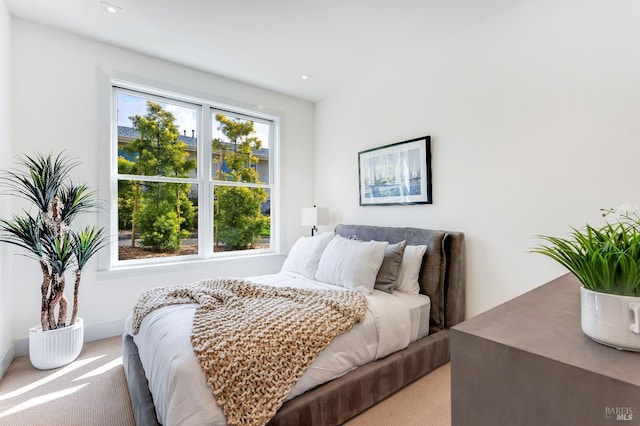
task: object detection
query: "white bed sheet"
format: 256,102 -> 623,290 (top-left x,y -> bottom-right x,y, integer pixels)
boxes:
124,272 -> 431,426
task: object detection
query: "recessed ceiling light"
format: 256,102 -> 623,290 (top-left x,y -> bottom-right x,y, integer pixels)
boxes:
101,1 -> 121,13
301,74 -> 311,80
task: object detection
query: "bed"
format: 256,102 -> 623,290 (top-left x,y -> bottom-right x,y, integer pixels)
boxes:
122,224 -> 466,426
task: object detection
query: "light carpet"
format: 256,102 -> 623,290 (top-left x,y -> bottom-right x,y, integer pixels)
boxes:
0,336 -> 451,425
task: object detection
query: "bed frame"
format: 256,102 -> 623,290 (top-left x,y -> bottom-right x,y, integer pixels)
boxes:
122,224 -> 466,426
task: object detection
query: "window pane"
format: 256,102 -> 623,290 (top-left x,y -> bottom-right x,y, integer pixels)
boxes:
117,180 -> 198,260
211,112 -> 270,184
213,186 -> 270,252
117,91 -> 198,178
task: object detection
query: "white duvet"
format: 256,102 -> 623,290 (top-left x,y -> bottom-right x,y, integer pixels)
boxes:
124,272 -> 431,426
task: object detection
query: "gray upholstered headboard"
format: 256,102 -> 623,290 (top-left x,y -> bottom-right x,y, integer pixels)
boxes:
335,224 -> 466,332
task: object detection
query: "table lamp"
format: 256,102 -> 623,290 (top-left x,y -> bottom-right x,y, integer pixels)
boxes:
301,206 -> 329,236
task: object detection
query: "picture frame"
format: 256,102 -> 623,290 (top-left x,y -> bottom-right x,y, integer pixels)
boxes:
358,136 -> 432,206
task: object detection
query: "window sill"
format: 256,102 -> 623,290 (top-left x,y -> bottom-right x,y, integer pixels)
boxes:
97,251 -> 287,282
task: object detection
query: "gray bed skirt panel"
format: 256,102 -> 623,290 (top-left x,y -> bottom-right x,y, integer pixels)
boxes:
268,329 -> 450,426
123,333 -> 160,426
122,330 -> 450,426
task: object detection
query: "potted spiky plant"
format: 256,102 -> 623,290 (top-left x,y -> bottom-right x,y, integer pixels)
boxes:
0,152 -> 106,369
532,208 -> 640,351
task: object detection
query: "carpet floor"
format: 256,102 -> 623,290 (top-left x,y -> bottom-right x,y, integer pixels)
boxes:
0,336 -> 451,425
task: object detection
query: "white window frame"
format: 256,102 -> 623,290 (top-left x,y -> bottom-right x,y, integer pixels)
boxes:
103,78 -> 278,271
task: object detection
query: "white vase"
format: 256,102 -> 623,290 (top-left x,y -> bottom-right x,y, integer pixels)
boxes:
580,287 -> 640,351
28,317 -> 84,370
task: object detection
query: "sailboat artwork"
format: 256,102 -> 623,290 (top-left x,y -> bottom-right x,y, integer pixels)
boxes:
358,136 -> 432,206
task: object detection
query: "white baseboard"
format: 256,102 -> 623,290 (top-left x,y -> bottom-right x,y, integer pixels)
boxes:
0,342 -> 15,380
84,319 -> 126,343
12,319 -> 126,358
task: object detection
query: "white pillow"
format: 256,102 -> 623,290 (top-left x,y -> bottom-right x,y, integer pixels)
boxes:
281,232 -> 335,279
395,244 -> 428,294
315,234 -> 388,294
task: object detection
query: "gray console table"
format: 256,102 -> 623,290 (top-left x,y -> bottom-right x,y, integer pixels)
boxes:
451,274 -> 640,426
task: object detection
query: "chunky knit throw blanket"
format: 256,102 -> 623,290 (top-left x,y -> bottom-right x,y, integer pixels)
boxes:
131,278 -> 367,426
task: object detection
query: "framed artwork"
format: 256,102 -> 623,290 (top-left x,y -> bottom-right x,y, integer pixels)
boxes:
358,136 -> 432,206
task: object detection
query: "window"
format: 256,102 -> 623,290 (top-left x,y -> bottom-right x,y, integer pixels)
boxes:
111,84 -> 275,267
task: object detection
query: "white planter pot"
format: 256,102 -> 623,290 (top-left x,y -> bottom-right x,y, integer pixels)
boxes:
28,317 -> 84,370
580,287 -> 640,351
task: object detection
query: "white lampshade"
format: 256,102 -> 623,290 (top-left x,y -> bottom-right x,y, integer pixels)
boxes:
301,206 -> 330,227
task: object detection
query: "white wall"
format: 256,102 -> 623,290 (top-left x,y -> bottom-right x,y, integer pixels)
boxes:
0,0 -> 13,376
10,19 -> 315,345
315,0 -> 640,319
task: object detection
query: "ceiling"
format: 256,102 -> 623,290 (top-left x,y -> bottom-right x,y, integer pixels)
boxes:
5,0 -> 519,102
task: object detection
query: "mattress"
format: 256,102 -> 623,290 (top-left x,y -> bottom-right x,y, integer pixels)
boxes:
124,272 -> 431,426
